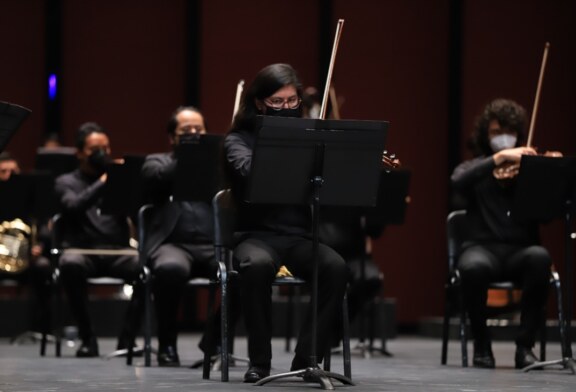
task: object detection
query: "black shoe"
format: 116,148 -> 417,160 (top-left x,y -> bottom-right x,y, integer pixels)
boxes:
290,354 -> 312,371
472,342 -> 495,369
116,336 -> 143,357
515,346 -> 539,369
76,337 -> 99,358
157,345 -> 180,367
243,366 -> 270,383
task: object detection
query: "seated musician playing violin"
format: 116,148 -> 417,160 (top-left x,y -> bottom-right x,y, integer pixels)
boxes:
451,98 -> 552,369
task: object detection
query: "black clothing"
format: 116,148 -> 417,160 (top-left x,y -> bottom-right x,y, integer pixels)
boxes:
451,156 -> 539,245
224,129 -> 348,368
54,168 -> 140,342
141,152 -> 217,350
55,169 -> 130,248
451,155 -> 551,349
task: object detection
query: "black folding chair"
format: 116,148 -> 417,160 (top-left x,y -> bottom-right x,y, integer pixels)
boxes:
441,209 -> 564,367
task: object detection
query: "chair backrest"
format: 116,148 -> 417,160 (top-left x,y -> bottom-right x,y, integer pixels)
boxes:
446,210 -> 468,272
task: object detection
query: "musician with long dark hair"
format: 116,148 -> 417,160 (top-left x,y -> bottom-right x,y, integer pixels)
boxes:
223,63 -> 348,383
451,98 -> 551,369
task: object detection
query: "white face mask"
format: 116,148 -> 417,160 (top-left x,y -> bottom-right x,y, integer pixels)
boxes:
489,134 -> 517,152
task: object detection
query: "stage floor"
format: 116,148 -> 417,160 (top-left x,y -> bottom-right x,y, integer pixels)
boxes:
0,334 -> 574,391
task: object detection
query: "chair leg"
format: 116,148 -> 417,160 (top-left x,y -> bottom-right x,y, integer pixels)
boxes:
460,310 -> 468,367
342,292 -> 352,380
441,300 -> 450,365
143,274 -> 152,367
220,264 -> 229,382
540,306 -> 547,361
285,285 -> 294,353
202,285 -> 216,380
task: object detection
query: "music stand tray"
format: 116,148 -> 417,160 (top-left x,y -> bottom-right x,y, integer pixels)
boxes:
511,155 -> 576,374
173,134 -> 223,203
101,156 -> 146,218
370,168 -> 411,226
247,116 -> 388,389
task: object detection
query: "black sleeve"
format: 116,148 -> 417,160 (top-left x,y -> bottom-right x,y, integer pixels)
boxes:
141,154 -> 176,202
55,174 -> 104,213
224,132 -> 253,180
451,156 -> 495,191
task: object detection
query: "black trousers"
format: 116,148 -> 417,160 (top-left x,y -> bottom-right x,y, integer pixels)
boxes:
59,253 -> 140,341
234,233 -> 348,368
457,243 -> 551,348
148,242 -> 216,349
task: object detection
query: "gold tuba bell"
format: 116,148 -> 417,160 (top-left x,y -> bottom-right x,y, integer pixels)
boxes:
0,218 -> 31,274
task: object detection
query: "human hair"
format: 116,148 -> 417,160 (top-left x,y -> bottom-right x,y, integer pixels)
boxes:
75,122 -> 107,150
0,151 -> 17,163
470,98 -> 527,156
230,63 -> 303,132
166,106 -> 204,135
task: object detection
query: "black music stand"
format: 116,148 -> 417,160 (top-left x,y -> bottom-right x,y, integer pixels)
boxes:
97,156 -> 147,360
248,116 -> 387,389
0,101 -> 31,153
510,155 -> 576,374
34,147 -> 78,178
173,134 -> 223,202
357,168 -> 411,357
101,155 -> 145,219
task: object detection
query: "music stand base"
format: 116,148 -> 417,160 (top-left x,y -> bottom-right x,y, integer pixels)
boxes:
104,346 -> 155,360
189,354 -> 249,370
254,366 -> 354,390
522,357 -> 576,374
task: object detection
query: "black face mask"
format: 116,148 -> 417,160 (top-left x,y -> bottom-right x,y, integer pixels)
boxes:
87,148 -> 112,172
264,106 -> 303,118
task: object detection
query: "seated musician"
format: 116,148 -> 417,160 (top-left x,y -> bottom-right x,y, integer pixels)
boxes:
223,63 -> 348,383
451,98 -> 551,369
0,152 -> 52,335
54,122 -> 141,357
141,106 -> 219,367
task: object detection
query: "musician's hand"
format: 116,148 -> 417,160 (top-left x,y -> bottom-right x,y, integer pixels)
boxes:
31,244 -> 43,257
493,147 -> 537,166
544,150 -> 563,157
99,173 -> 108,183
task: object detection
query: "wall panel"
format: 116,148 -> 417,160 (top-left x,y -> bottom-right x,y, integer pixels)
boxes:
61,0 -> 187,156
0,0 -> 45,170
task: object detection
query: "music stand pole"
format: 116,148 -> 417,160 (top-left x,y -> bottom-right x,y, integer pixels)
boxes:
255,144 -> 353,390
523,172 -> 576,373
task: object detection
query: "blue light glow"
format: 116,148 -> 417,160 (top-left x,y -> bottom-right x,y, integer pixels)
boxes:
48,74 -> 57,100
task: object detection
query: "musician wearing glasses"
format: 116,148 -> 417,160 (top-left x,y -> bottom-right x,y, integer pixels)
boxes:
54,123 -> 141,358
141,106 -> 218,367
223,63 -> 348,383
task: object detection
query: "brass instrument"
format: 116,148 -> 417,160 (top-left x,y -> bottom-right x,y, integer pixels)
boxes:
0,218 -> 31,273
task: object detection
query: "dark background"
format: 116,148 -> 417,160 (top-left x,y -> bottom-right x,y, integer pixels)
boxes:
1,0 -> 575,327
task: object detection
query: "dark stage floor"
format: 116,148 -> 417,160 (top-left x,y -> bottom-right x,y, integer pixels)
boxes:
0,334 -> 574,391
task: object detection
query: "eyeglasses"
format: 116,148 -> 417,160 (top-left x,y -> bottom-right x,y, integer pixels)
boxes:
263,96 -> 302,110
